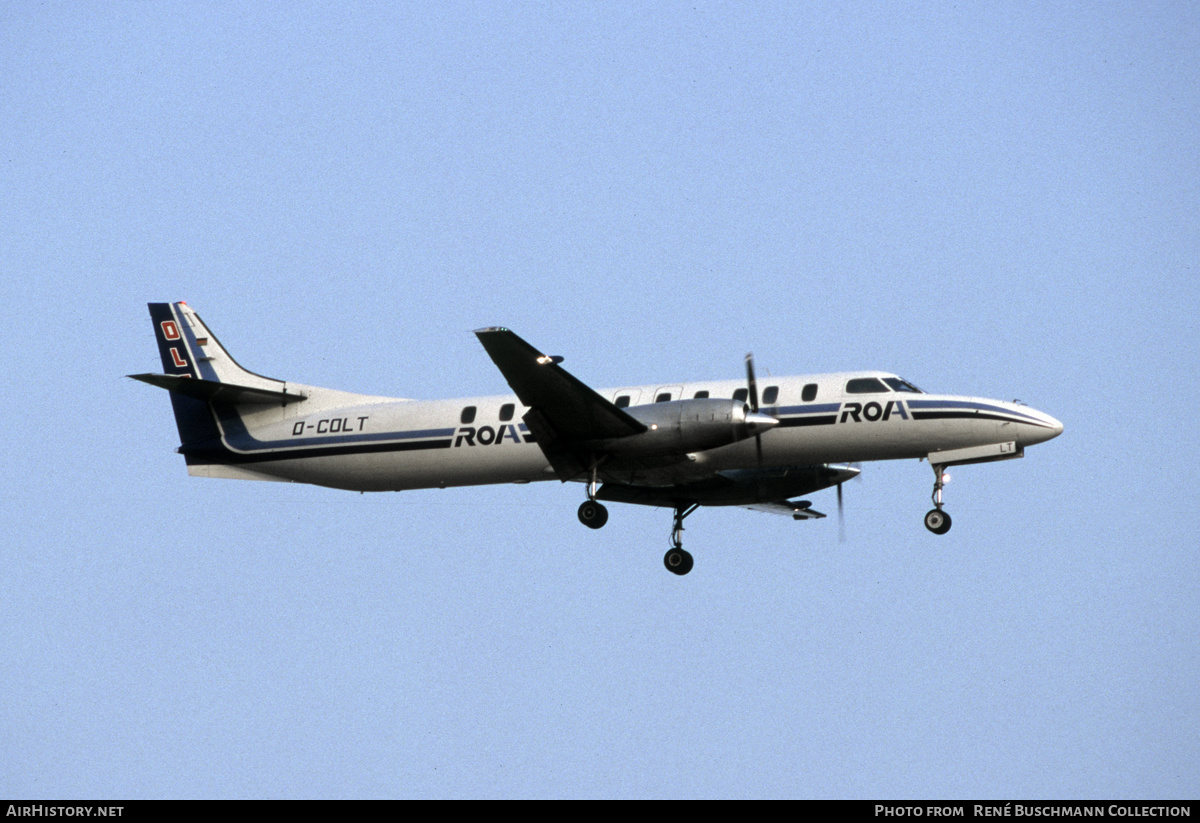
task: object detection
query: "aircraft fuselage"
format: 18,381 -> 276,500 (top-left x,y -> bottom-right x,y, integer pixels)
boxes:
188,374 -> 1061,493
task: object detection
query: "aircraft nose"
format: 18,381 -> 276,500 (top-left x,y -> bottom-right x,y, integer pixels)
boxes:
1026,409 -> 1063,445
1048,415 -> 1064,438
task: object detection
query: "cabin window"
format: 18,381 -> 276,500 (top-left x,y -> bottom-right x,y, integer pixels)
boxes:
845,377 -> 889,394
615,395 -> 631,408
762,386 -> 779,405
802,383 -> 818,402
655,392 -> 672,403
460,406 -> 477,424
693,390 -> 710,399
499,403 -> 515,422
884,377 -> 924,393
733,388 -> 749,402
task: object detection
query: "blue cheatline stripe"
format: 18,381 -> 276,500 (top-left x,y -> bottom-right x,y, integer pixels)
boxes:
185,436 -> 455,465
775,402 -> 840,428
776,403 -> 841,415
905,399 -> 1054,427
212,404 -> 456,454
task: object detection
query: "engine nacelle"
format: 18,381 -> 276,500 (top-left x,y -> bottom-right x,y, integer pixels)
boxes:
593,398 -> 777,456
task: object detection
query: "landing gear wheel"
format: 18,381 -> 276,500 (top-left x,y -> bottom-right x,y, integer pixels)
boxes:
664,548 -> 694,576
578,500 -> 608,529
924,508 -> 952,535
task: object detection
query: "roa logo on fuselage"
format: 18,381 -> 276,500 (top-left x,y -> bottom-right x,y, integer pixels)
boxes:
455,425 -> 525,447
839,400 -> 909,423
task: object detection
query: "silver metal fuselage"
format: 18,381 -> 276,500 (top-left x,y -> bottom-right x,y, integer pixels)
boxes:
198,373 -> 1063,493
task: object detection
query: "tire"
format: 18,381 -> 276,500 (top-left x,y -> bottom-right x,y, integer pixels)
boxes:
578,501 -> 608,529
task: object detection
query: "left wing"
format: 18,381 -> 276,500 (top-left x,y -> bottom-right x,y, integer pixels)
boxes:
741,500 -> 827,520
596,464 -> 855,517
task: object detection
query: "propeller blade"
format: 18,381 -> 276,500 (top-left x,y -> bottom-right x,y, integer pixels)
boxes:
837,481 -> 846,543
745,353 -> 763,466
744,353 -> 759,413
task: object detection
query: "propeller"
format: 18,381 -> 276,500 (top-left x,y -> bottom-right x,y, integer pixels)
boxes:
836,462 -> 861,544
837,481 -> 845,543
745,352 -> 764,467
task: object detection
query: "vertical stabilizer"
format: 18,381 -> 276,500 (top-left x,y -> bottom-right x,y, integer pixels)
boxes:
146,303 -> 221,449
142,302 -> 300,454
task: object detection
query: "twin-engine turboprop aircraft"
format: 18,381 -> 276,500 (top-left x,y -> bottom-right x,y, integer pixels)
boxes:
132,302 -> 1063,575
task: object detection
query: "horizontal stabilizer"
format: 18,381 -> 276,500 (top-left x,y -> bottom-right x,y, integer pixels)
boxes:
128,373 -> 307,405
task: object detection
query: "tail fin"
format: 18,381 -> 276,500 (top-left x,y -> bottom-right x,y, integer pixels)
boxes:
131,302 -> 306,452
144,301 -> 300,389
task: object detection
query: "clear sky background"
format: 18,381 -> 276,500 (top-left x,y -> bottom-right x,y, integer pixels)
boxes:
3,2 -> 1197,799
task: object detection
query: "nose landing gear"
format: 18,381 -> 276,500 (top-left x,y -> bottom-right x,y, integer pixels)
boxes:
924,463 -> 952,534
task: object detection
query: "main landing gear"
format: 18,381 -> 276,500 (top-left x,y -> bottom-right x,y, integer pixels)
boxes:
924,463 -> 952,535
577,467 -> 608,529
578,499 -> 608,529
575,463 -> 698,575
664,504 -> 698,576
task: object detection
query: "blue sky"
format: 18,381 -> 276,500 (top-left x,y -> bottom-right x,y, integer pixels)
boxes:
3,2 -> 1198,798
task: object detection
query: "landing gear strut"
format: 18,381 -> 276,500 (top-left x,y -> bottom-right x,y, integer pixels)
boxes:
578,463 -> 608,529
924,463 -> 952,535
664,504 -> 698,575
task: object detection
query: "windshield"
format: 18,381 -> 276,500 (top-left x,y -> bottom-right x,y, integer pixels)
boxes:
884,377 -> 924,393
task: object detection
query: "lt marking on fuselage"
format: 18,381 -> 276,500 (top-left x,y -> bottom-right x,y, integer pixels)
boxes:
839,400 -> 910,423
291,416 -> 370,436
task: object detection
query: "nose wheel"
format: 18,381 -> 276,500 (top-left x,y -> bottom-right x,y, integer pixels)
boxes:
925,463 -> 952,534
924,508 -> 952,534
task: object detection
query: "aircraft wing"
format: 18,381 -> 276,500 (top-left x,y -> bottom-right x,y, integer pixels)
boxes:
474,328 -> 646,441
596,465 -> 849,518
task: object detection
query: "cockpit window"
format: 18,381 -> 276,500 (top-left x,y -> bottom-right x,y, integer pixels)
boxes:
883,377 -> 924,393
845,377 -> 889,394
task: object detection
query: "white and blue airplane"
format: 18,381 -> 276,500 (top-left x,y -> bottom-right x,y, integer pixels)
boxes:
132,302 -> 1063,575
